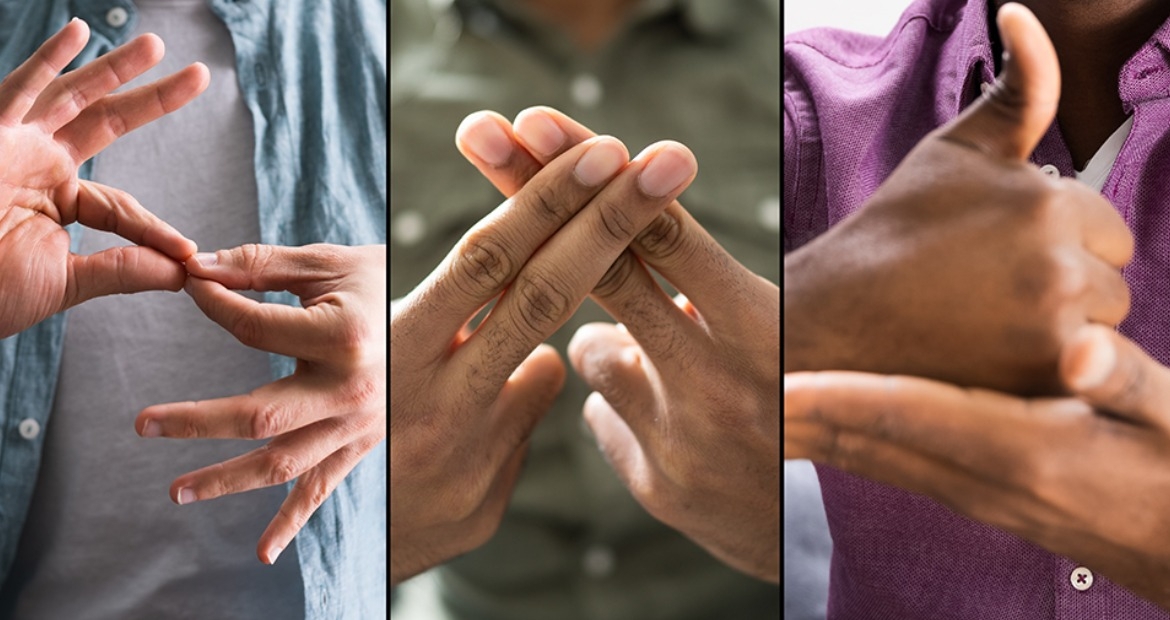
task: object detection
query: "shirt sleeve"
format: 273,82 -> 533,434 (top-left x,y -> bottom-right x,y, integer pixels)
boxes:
782,59 -> 824,255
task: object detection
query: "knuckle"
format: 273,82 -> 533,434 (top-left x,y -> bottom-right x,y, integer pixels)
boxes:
264,450 -> 303,485
452,231 -> 514,298
251,400 -> 288,439
302,475 -> 332,510
594,197 -> 636,244
511,270 -> 573,336
634,211 -> 686,262
522,182 -> 573,222
593,251 -> 637,298
101,102 -> 129,138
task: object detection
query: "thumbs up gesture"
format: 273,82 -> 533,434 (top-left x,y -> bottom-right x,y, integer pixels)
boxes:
785,3 -> 1132,396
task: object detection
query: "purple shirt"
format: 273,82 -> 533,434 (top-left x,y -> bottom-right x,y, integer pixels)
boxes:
784,0 -> 1170,617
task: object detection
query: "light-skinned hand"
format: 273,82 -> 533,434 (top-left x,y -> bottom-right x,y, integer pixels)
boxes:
386,111 -> 696,585
0,18 -> 206,336
784,3 -> 1133,396
468,105 -> 781,583
135,244 -> 386,566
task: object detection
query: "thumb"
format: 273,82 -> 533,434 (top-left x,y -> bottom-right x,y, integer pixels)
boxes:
65,245 -> 187,308
939,2 -> 1060,160
1061,324 -> 1170,429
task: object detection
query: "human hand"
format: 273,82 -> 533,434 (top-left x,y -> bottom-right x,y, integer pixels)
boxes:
462,106 -> 780,582
0,18 -> 207,337
393,113 -> 694,584
784,4 -> 1132,396
785,324 -> 1170,610
134,244 -> 386,565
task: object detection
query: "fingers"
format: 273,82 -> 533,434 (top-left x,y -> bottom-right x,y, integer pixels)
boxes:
137,375 -> 339,440
1061,325 -> 1170,429
582,391 -> 648,492
1081,252 -> 1131,325
184,243 -> 353,295
256,440 -> 373,564
55,62 -> 210,163
455,110 -> 544,196
0,18 -> 89,125
588,250 -> 705,369
25,33 -> 164,132
783,372 -> 1081,484
568,323 -> 660,440
409,133 -> 629,343
937,3 -> 1059,160
1064,180 -> 1134,268
484,343 -> 565,457
74,180 -> 197,260
64,245 -> 186,308
512,107 -> 761,329
456,141 -> 696,396
183,276 -> 334,360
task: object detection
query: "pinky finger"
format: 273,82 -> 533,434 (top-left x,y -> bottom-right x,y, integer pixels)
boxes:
255,443 -> 366,565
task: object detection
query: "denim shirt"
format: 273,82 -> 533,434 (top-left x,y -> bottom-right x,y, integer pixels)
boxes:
0,1 -> 387,618
786,0 -> 1170,617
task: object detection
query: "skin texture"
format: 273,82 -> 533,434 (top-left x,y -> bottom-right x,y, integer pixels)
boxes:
135,244 -> 387,566
387,112 -> 697,585
784,324 -> 1170,610
784,3 -> 1170,610
0,18 -> 207,337
470,106 -> 781,583
783,3 -> 1133,397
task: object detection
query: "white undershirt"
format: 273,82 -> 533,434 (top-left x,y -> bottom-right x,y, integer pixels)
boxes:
1075,116 -> 1135,193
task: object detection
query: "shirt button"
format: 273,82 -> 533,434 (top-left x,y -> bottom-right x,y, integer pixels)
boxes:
758,196 -> 781,233
1070,566 -> 1094,591
570,74 -> 603,109
1039,164 -> 1060,178
980,81 -> 994,95
105,6 -> 130,28
582,545 -> 615,578
392,211 -> 427,247
18,418 -> 40,440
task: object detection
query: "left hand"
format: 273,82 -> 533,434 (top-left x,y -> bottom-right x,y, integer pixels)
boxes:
136,243 -> 386,565
785,324 -> 1170,610
471,107 -> 781,583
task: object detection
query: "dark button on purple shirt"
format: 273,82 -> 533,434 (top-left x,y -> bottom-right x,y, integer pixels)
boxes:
784,0 -> 1170,616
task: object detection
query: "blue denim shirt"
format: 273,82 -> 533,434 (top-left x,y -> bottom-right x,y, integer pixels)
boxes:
0,1 -> 386,618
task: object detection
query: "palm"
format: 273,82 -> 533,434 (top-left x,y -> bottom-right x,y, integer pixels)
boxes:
0,19 -> 208,337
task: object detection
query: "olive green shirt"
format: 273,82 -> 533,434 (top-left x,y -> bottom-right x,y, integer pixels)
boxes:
390,0 -> 781,618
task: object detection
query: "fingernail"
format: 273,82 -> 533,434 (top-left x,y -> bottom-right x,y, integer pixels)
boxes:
458,114 -> 512,167
574,139 -> 626,187
1071,331 -> 1116,390
194,253 -> 217,268
637,144 -> 696,198
268,546 -> 284,564
177,487 -> 196,505
514,110 -> 565,156
141,420 -> 161,438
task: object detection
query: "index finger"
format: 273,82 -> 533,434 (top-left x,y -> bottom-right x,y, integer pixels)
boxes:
510,107 -> 763,331
0,18 -> 89,125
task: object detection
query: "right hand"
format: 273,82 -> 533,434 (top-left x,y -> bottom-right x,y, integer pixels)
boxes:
390,113 -> 697,584
783,3 -> 1132,396
0,19 -> 206,338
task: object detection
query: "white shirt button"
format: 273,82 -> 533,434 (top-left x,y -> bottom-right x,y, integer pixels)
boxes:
18,418 -> 40,440
106,7 -> 130,28
758,196 -> 781,233
571,74 -> 603,109
980,81 -> 994,95
1070,566 -> 1094,591
1039,164 -> 1060,178
392,210 -> 427,247
582,545 -> 615,578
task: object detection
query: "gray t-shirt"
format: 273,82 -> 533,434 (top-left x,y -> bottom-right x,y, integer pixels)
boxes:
0,2 -> 304,618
